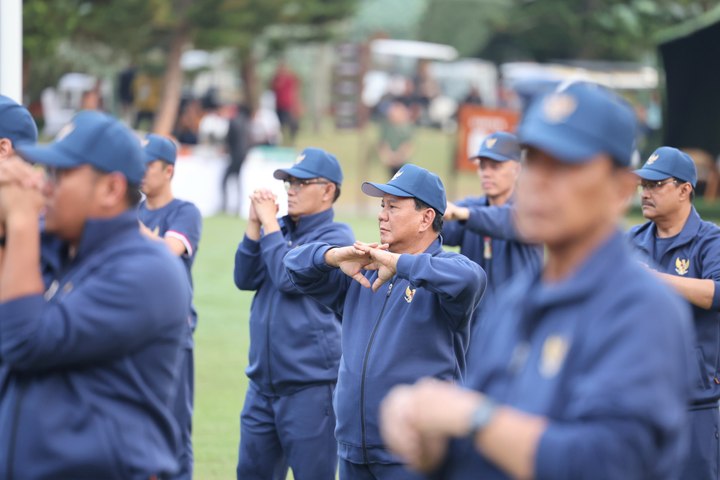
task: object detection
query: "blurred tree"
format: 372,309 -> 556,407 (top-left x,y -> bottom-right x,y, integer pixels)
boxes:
419,0 -> 717,62
23,0 -> 357,134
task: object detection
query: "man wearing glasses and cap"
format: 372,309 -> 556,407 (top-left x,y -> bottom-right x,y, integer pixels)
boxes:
443,131 -> 543,363
0,111 -> 190,478
284,164 -> 486,480
629,146 -> 720,480
378,83 -> 694,479
234,147 -> 354,480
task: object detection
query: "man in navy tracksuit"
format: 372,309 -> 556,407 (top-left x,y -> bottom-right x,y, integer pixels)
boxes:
379,83 -> 695,480
0,111 -> 190,479
442,131 -> 543,358
629,146 -> 720,480
285,163 -> 486,480
139,134 -> 203,480
234,148 -> 354,480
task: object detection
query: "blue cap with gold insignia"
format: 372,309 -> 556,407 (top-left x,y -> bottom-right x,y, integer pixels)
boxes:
470,131 -> 520,162
17,110 -> 145,184
273,147 -> 343,185
634,146 -> 697,188
361,163 -> 447,215
518,82 -> 637,167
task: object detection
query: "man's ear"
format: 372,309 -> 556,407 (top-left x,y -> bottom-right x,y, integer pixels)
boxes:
0,138 -> 14,159
419,207 -> 436,233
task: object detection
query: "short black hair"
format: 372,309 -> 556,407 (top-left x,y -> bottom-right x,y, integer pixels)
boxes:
126,184 -> 142,207
332,183 -> 341,203
673,177 -> 695,201
413,198 -> 443,233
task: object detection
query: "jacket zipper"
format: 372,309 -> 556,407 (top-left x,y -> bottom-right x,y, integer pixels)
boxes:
6,381 -> 27,480
360,281 -> 393,464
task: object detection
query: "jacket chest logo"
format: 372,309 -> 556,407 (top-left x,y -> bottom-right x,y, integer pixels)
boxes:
539,335 -> 570,378
675,257 -> 690,276
404,286 -> 416,303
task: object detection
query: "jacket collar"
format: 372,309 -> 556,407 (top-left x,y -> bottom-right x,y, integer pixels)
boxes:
74,210 -> 140,260
634,206 -> 701,253
282,208 -> 334,237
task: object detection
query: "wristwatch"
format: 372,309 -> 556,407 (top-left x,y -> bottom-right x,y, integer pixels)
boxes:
467,397 -> 497,439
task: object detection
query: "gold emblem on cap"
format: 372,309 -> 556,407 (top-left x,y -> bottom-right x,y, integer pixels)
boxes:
141,138 -> 150,147
539,335 -> 570,378
294,154 -> 305,165
647,153 -> 659,165
485,137 -> 497,149
675,258 -> 689,276
55,122 -> 76,141
391,170 -> 404,181
542,94 -> 577,123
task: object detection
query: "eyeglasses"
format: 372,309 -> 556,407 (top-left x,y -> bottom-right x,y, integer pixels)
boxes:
284,179 -> 329,192
639,178 -> 680,191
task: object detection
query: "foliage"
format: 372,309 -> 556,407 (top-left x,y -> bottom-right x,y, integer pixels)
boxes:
418,0 -> 719,62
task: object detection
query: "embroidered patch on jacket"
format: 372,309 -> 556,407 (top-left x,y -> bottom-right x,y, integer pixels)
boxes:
675,258 -> 690,276
404,286 -> 416,303
539,335 -> 570,378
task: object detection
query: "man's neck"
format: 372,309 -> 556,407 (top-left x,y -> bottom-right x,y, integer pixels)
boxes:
391,234 -> 437,255
542,221 -> 615,283
488,190 -> 512,207
654,204 -> 692,238
146,187 -> 174,210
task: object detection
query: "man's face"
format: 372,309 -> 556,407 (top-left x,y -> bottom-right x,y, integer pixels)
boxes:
43,165 -> 103,243
377,194 -> 428,252
639,177 -> 686,221
285,176 -> 332,219
516,147 -> 627,248
476,157 -> 520,199
141,160 -> 171,197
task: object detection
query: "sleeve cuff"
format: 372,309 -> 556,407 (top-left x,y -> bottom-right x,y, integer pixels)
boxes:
241,234 -> 261,252
396,254 -> 414,280
0,294 -> 46,354
259,230 -> 285,250
712,280 -> 720,310
534,424 -> 565,480
313,246 -> 336,272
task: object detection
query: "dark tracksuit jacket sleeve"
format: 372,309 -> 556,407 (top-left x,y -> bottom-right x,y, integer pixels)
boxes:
261,227 -> 354,294
234,234 -> 267,290
464,204 -> 524,241
697,229 -> 720,310
284,242 -> 353,316
395,252 -> 486,329
0,256 -> 189,372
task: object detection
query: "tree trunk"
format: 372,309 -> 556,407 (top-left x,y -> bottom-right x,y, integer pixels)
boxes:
153,25 -> 190,135
239,48 -> 259,113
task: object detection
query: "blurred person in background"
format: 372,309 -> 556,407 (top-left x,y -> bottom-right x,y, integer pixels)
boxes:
271,60 -> 301,145
378,101 -> 414,178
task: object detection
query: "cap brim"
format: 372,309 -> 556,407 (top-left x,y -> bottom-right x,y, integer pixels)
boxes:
469,152 -> 514,163
16,144 -> 80,169
633,168 -> 673,181
520,124 -> 600,164
273,166 -> 318,181
361,181 -> 414,199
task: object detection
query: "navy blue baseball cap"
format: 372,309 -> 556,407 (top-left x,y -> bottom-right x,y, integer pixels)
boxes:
274,147 -> 343,185
143,133 -> 177,164
0,94 -> 38,147
362,164 -> 447,215
634,146 -> 697,188
519,82 -> 637,166
16,111 -> 145,185
471,131 -> 520,162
